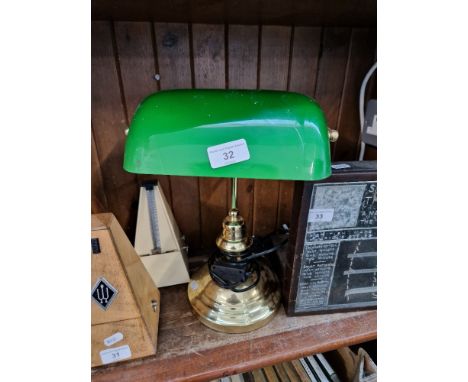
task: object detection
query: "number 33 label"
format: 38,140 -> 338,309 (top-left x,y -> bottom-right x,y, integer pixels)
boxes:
207,139 -> 250,169
308,208 -> 334,223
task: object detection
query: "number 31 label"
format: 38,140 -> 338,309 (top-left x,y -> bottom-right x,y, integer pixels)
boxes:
100,344 -> 132,364
207,139 -> 250,169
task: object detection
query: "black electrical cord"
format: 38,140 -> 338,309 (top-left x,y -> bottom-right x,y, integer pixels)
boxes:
241,236 -> 289,262
231,262 -> 260,292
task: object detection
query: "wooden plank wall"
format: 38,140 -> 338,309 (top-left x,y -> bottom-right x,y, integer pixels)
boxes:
91,21 -> 376,253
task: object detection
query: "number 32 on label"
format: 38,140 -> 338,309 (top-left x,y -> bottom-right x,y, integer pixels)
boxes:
207,139 -> 250,169
223,151 -> 234,160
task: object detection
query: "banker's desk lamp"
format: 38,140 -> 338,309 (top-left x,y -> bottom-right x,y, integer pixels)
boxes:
124,89 -> 337,333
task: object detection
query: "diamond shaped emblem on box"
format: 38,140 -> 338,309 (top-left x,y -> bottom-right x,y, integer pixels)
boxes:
92,277 -> 118,310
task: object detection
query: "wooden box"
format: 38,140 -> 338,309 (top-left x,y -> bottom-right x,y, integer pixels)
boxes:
277,161 -> 377,316
91,213 -> 160,367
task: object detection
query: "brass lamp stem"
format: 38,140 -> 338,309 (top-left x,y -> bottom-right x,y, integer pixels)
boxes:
231,178 -> 237,210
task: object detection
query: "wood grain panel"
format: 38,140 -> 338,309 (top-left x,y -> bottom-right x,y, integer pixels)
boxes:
154,22 -> 202,250
254,26 -> 291,237
289,26 -> 321,98
253,179 -> 280,237
91,128 -> 109,213
228,25 -> 259,236
114,21 -> 173,206
276,180 -> 295,230
314,27 -> 351,154
169,176 -> 201,250
228,24 -> 259,89
276,27 -> 322,231
192,24 -> 226,89
114,21 -> 158,116
259,25 -> 291,90
199,176 -> 228,249
236,179 -> 255,242
91,21 -> 139,235
154,23 -> 192,89
366,49 -> 377,102
333,28 -> 376,161
192,24 -> 228,248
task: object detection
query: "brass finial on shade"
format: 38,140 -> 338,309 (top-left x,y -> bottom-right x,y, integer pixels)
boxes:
328,128 -> 339,142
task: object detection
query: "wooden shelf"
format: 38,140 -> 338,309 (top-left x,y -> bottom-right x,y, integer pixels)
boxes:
92,0 -> 376,26
92,284 -> 376,382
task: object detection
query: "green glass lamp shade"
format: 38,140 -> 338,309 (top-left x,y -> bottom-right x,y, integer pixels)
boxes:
124,89 -> 331,180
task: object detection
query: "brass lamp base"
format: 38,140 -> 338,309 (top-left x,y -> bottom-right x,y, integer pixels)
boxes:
188,259 -> 281,333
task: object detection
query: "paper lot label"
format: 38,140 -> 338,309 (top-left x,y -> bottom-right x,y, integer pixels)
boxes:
100,345 -> 132,364
207,139 -> 250,169
308,208 -> 335,223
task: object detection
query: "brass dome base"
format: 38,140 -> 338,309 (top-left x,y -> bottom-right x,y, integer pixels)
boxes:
187,259 -> 281,333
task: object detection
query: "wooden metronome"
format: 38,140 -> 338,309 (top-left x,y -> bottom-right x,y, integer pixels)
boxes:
91,213 -> 160,367
134,181 -> 190,288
